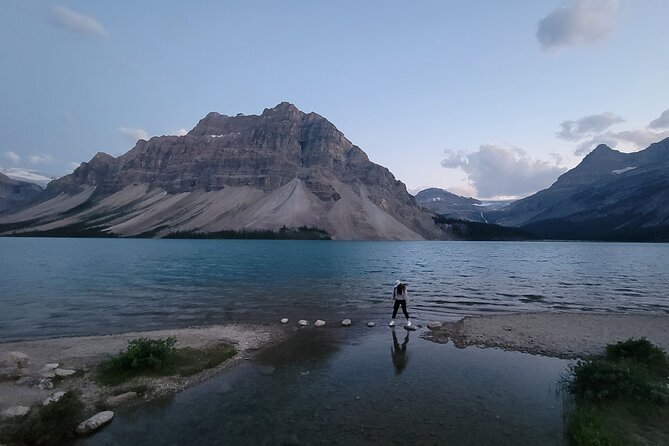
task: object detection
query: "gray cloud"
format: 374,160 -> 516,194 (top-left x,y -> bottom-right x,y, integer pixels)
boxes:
574,129 -> 669,156
28,154 -> 54,164
649,109 -> 669,130
537,0 -> 618,51
50,5 -> 108,39
557,112 -> 624,141
441,144 -> 567,198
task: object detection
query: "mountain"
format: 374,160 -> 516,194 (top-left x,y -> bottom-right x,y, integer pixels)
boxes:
0,172 -> 43,214
414,188 -> 486,221
0,102 -> 444,240
490,138 -> 669,241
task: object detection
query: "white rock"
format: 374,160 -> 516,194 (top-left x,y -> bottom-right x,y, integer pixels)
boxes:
298,320 -> 308,326
314,320 -> 326,327
404,324 -> 417,331
6,351 -> 29,368
367,322 -> 376,327
280,318 -> 289,324
43,391 -> 66,406
54,368 -> 76,377
105,392 -> 137,407
341,319 -> 351,326
41,371 -> 56,378
1,406 -> 30,418
76,411 -> 115,435
43,363 -> 59,370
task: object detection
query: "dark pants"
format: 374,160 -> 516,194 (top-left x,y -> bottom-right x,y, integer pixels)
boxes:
392,299 -> 409,319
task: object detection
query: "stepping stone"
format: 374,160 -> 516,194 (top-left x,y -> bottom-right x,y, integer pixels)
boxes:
76,411 -> 115,435
54,368 -> 76,377
280,318 -> 289,324
367,322 -> 376,327
298,320 -> 308,326
43,391 -> 66,406
341,319 -> 351,326
314,320 -> 326,327
43,363 -> 59,370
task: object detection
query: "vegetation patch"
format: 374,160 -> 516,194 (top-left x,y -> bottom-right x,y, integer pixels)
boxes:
433,216 -> 534,241
96,337 -> 236,386
1,391 -> 85,446
566,338 -> 669,446
164,225 -> 331,240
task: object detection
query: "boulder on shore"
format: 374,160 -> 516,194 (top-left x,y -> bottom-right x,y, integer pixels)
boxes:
76,411 -> 115,435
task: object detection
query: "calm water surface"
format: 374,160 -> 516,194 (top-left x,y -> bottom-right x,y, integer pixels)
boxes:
1,238 -> 668,341
80,327 -> 570,446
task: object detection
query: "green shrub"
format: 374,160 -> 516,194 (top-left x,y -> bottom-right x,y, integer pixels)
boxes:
3,391 -> 84,446
97,337 -> 177,385
605,338 -> 669,376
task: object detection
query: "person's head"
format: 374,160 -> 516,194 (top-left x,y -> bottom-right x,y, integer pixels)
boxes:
395,280 -> 406,293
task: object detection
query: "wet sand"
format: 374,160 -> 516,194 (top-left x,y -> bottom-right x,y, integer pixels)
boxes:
0,324 -> 284,410
424,312 -> 669,358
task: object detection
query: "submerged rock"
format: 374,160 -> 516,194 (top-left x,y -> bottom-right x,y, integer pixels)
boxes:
426,322 -> 442,329
314,320 -> 326,327
298,320 -> 308,326
76,411 -> 115,435
54,368 -> 76,377
280,318 -> 289,324
1,406 -> 30,418
341,319 -> 351,326
367,322 -> 376,327
105,391 -> 137,407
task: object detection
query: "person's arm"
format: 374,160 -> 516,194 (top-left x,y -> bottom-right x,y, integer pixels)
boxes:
392,288 -> 396,300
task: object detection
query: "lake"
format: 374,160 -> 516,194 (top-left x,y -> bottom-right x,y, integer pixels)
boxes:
1,238 -> 668,341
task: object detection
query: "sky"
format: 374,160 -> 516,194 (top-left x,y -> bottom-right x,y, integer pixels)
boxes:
1,0 -> 668,199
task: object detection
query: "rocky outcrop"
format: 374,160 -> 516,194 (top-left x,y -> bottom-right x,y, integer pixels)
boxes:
1,103 -> 445,240
490,138 -> 669,241
0,173 -> 42,214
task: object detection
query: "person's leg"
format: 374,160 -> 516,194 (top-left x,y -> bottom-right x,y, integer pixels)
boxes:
392,300 -> 400,318
400,300 -> 409,319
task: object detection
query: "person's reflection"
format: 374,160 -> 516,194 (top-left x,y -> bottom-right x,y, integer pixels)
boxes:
390,328 -> 410,375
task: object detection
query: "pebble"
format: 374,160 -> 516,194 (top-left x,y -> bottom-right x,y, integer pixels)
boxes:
54,368 -> 76,377
1,406 -> 30,418
280,318 -> 289,324
43,391 -> 66,406
314,320 -> 326,327
367,322 -> 376,327
298,320 -> 308,326
341,319 -> 351,326
76,411 -> 115,435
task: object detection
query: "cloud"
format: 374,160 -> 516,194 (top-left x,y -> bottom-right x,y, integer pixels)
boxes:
537,0 -> 618,51
5,151 -> 20,163
561,109 -> 669,155
28,154 -> 54,164
119,127 -> 148,142
441,144 -> 567,198
50,5 -> 108,39
649,109 -> 669,130
557,112 -> 624,140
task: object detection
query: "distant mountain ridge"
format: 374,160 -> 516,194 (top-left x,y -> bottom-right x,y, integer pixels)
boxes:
414,188 -> 487,222
490,138 -> 669,241
0,103 -> 444,240
0,172 -> 42,214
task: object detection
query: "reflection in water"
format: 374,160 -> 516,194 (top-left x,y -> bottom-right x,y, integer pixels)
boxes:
390,328 -> 410,375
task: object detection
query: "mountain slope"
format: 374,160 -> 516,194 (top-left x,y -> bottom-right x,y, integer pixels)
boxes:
414,188 -> 485,221
0,172 -> 43,214
490,139 -> 669,241
0,103 -> 444,240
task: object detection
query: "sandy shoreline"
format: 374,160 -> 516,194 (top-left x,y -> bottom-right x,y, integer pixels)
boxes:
424,312 -> 669,358
0,324 -> 284,411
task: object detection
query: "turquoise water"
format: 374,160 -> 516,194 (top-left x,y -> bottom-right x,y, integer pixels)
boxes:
1,238 -> 668,341
80,327 -> 570,446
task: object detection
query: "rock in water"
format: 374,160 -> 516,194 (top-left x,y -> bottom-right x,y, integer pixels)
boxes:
76,411 -> 115,435
367,322 -> 376,327
404,324 -> 417,331
6,351 -> 29,368
341,319 -> 351,326
298,320 -> 308,326
43,391 -> 66,406
280,318 -> 289,324
314,320 -> 326,327
426,322 -> 442,329
1,406 -> 30,418
54,368 -> 76,377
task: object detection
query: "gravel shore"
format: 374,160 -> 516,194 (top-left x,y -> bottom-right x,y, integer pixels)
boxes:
424,313 -> 669,358
0,324 -> 284,411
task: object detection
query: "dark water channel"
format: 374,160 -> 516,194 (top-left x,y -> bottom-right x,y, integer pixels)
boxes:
80,326 -> 570,446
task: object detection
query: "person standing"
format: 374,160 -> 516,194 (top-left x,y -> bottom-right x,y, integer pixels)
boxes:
389,279 -> 411,327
